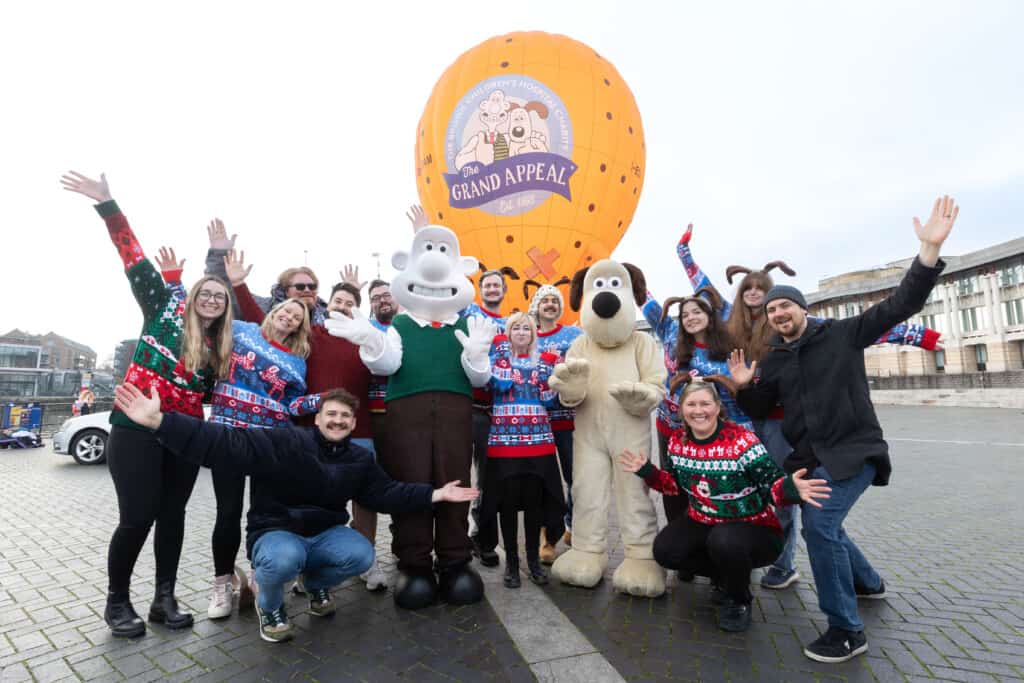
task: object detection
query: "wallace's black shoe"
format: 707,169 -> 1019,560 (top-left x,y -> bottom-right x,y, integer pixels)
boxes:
439,563 -> 485,604
394,570 -> 439,610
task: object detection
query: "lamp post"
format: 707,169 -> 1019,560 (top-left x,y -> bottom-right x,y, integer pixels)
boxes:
371,252 -> 382,280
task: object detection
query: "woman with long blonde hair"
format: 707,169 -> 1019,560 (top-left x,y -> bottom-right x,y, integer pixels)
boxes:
62,171 -> 234,639
204,254 -> 318,620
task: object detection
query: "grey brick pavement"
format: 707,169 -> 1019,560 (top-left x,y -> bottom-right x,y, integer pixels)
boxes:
2,405 -> 1023,682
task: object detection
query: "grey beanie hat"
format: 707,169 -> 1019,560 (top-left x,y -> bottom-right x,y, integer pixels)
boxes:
764,284 -> 808,311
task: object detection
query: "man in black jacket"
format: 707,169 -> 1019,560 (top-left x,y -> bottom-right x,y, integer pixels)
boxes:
113,384 -> 477,643
729,196 -> 958,664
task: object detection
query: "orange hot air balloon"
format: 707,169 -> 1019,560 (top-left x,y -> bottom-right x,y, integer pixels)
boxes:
415,31 -> 645,322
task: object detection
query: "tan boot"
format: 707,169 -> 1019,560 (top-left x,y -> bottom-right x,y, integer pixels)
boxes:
539,527 -> 557,565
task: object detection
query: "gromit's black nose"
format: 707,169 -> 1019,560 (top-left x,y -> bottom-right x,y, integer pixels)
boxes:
592,291 -> 621,319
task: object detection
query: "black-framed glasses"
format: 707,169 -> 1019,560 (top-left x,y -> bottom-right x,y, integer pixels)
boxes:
290,283 -> 318,292
196,290 -> 228,303
370,293 -> 393,303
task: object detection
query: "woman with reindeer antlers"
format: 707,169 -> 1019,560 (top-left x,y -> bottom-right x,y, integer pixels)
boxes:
651,224 -> 941,591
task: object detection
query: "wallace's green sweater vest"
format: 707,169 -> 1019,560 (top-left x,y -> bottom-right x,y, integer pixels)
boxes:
386,315 -> 472,402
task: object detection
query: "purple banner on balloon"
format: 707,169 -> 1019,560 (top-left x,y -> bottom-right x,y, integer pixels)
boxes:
444,153 -> 578,209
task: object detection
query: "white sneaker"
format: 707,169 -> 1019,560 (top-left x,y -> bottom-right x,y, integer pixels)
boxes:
360,560 -> 387,591
207,574 -> 234,619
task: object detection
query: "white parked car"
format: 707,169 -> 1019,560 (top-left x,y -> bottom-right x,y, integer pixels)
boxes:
53,406 -> 211,465
52,411 -> 114,465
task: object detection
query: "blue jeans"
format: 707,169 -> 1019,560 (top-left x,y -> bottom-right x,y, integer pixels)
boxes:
801,462 -> 882,632
251,526 -> 374,611
752,419 -> 798,573
553,429 -> 574,527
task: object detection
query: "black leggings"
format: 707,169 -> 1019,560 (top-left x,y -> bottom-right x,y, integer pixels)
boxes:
653,514 -> 780,604
106,425 -> 200,597
498,474 -> 543,563
211,468 -> 246,576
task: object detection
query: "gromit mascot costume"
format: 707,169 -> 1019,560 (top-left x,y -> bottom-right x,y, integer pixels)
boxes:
549,260 -> 667,597
325,226 -> 495,609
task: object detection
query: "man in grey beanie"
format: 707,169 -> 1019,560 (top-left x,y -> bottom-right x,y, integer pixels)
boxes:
728,196 -> 959,664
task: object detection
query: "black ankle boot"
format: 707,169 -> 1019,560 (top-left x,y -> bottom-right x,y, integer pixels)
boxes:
503,555 -> 521,589
526,556 -> 549,585
105,592 -> 146,638
148,580 -> 193,629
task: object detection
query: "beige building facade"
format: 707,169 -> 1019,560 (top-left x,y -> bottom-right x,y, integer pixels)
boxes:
806,237 -> 1024,377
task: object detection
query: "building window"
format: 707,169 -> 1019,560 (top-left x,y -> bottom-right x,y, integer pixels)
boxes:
973,344 -> 988,372
843,302 -> 860,318
956,275 -> 978,296
921,314 -> 940,332
998,263 -> 1023,288
959,307 -> 980,333
934,349 -> 946,374
1004,299 -> 1024,327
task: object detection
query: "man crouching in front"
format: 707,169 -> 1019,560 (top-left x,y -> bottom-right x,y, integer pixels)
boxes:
114,383 -> 477,643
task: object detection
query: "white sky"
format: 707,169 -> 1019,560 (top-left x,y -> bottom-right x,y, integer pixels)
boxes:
2,0 -> 1022,362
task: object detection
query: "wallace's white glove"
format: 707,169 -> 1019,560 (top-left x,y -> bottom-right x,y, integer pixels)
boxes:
454,316 -> 496,369
324,309 -> 384,356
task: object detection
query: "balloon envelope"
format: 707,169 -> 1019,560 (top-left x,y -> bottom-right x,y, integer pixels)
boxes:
415,31 -> 646,322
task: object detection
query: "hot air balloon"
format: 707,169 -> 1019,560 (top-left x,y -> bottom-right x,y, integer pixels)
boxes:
415,31 -> 645,321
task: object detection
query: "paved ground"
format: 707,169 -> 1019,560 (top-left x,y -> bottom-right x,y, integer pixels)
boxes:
2,405 -> 1023,682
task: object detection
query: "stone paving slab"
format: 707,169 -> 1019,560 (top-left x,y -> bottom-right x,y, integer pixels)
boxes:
2,405 -> 1023,682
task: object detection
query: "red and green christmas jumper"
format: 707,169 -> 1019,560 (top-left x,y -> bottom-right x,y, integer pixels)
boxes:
635,421 -> 800,539
96,200 -> 215,429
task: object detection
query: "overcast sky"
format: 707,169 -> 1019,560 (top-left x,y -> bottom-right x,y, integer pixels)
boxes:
2,0 -> 1021,362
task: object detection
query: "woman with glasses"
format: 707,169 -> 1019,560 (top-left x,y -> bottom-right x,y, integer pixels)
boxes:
61,171 -> 235,638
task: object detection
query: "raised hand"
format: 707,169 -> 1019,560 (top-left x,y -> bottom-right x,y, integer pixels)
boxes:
548,358 -> 590,405
432,480 -> 480,503
340,264 -> 367,290
324,309 -> 385,353
155,247 -> 186,273
790,468 -> 832,508
113,383 -> 163,430
60,171 -> 112,203
455,317 -> 497,364
618,448 -> 648,474
679,222 -> 694,245
914,195 -> 959,267
206,218 -> 237,251
406,204 -> 428,231
727,349 -> 756,388
223,249 -> 253,286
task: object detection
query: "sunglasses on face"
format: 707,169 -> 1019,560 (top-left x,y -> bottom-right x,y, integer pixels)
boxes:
196,290 -> 228,303
290,283 -> 318,292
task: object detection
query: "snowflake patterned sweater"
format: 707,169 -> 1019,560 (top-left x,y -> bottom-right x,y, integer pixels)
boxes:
535,323 -> 583,431
636,422 -> 800,538
487,335 -> 560,457
95,200 -> 214,430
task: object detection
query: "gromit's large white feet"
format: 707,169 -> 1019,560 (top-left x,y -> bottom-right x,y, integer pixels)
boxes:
551,548 -> 607,588
612,557 -> 665,597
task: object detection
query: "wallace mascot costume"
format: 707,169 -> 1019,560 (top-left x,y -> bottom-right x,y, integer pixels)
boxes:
325,226 -> 496,608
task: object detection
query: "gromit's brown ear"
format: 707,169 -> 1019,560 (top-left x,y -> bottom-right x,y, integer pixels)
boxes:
568,267 -> 589,312
622,263 -> 647,306
762,261 -> 796,277
725,265 -> 752,285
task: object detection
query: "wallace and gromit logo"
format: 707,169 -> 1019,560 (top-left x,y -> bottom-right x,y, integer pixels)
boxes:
444,75 -> 577,215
